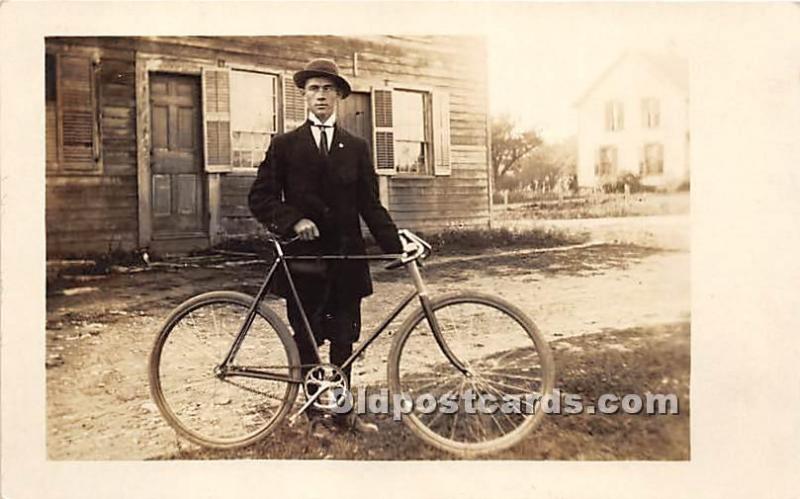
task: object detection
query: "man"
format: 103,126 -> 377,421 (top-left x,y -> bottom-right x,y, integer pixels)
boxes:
248,58 -> 402,432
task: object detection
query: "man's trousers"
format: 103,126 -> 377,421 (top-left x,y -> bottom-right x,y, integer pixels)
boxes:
286,284 -> 362,387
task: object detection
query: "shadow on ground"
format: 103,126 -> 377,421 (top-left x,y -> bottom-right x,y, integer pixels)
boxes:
159,321 -> 689,461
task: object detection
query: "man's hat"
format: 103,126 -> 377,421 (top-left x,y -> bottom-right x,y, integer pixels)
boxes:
293,58 -> 351,99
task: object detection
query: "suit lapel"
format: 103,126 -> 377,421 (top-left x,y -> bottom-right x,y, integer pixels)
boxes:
298,121 -> 317,153
292,121 -> 326,174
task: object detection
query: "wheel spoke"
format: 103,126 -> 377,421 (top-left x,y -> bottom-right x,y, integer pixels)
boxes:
447,378 -> 467,441
477,376 -> 536,396
481,371 -> 543,385
473,376 -> 523,430
406,373 -> 460,395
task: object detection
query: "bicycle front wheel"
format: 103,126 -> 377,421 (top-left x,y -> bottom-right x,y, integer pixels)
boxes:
388,293 -> 555,457
149,291 -> 300,449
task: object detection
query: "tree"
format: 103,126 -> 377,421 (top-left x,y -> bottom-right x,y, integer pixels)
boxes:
517,136 -> 577,190
490,115 -> 543,183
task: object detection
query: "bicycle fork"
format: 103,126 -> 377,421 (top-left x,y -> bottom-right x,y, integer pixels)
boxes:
407,262 -> 471,376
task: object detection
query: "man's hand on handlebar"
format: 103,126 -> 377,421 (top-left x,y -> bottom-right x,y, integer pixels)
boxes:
292,218 -> 319,241
401,237 -> 419,257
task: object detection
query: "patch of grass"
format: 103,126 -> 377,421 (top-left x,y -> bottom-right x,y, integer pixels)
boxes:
495,192 -> 689,221
210,227 -> 584,258
419,243 -> 663,281
46,249 -> 146,293
210,234 -> 274,256
416,227 -> 586,256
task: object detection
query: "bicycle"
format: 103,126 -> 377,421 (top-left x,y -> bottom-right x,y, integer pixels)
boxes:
148,229 -> 555,457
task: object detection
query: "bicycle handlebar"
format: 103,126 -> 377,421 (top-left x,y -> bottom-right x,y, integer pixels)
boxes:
265,229 -> 431,270
385,229 -> 432,270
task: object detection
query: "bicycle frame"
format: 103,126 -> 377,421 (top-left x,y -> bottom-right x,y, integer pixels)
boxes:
217,234 -> 470,387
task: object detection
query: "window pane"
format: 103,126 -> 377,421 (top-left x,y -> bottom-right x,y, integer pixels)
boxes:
230,70 -> 276,133
396,140 -> 425,173
229,70 -> 276,168
394,90 -> 425,141
644,143 -> 663,174
232,130 -> 271,168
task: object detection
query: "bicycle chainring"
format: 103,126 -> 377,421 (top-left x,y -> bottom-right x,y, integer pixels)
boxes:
304,364 -> 350,411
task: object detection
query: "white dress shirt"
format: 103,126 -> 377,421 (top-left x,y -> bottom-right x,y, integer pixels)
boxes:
308,112 -> 336,152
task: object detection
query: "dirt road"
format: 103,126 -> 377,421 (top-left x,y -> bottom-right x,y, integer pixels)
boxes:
46,222 -> 689,460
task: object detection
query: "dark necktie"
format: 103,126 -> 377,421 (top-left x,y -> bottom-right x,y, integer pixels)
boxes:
316,125 -> 330,158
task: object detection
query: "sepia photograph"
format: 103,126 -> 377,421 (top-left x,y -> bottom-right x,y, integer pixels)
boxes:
2,1 -> 800,498
43,31 -> 689,460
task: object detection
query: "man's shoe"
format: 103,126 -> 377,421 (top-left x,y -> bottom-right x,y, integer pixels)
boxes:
305,409 -> 337,439
351,415 -> 379,434
335,412 -> 379,434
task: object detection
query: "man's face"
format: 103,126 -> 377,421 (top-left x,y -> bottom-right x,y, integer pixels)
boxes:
303,76 -> 340,122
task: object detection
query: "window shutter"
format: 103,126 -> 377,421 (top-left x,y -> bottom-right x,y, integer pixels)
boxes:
371,87 -> 395,175
202,67 -> 232,173
432,90 -> 452,176
282,76 -> 306,132
59,55 -> 100,171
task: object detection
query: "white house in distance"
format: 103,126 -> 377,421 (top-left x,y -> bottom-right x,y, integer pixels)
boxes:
575,51 -> 690,190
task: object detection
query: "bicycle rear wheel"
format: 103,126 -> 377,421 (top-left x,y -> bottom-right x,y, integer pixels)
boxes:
388,293 -> 555,457
149,291 -> 300,449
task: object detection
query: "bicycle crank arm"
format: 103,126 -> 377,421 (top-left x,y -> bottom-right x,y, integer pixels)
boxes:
288,386 -> 332,425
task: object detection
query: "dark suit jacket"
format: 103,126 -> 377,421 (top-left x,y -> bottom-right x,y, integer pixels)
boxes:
248,120 -> 402,299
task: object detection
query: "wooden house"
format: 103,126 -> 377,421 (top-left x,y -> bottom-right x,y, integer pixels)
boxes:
45,36 -> 491,256
575,51 -> 690,191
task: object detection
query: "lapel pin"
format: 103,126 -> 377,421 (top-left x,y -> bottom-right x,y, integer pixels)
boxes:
338,143 -> 344,148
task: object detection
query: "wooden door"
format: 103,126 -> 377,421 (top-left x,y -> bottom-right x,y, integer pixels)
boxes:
149,73 -> 206,238
337,92 -> 372,154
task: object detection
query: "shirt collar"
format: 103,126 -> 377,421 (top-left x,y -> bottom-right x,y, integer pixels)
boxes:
308,112 -> 336,127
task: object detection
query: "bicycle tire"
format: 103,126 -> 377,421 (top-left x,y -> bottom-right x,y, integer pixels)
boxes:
149,291 -> 300,449
387,292 -> 555,457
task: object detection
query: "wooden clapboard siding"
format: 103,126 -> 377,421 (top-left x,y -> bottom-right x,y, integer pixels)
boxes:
219,173 -> 260,236
46,174 -> 139,255
388,143 -> 490,230
45,35 -> 491,256
99,58 -> 136,176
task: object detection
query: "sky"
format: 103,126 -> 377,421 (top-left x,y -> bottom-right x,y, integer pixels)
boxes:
482,3 -> 699,142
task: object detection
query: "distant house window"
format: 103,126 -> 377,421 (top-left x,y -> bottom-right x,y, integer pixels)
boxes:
642,98 -> 660,128
605,101 -> 624,131
230,70 -> 278,168
393,89 -> 430,175
642,143 -> 664,175
596,146 -> 617,176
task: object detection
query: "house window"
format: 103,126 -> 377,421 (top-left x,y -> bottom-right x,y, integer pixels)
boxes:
642,98 -> 660,128
393,89 -> 430,175
605,100 -> 624,131
596,146 -> 617,176
230,70 -> 278,168
45,52 -> 101,172
643,143 -> 664,175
